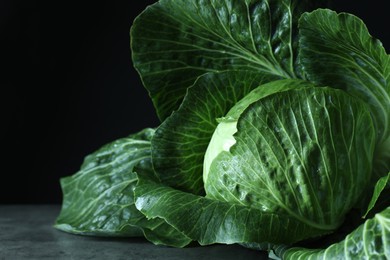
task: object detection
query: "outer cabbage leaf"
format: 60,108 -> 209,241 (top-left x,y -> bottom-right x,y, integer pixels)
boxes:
206,87 -> 376,235
298,9 -> 390,176
131,0 -> 328,120
134,170 -> 329,247
55,128 -> 191,247
152,71 -> 277,195
275,206 -> 390,259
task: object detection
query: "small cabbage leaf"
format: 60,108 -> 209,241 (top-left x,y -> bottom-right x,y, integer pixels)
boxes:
363,172 -> 390,218
205,86 -> 376,239
55,128 -> 191,247
131,0 -> 328,120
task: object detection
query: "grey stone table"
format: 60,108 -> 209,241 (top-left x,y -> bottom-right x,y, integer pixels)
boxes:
0,205 -> 268,260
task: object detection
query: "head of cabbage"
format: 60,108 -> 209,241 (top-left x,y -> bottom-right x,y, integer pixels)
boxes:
56,1 -> 390,259
204,80 -> 376,236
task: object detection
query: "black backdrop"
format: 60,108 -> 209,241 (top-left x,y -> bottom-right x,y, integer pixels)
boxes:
1,1 -> 387,204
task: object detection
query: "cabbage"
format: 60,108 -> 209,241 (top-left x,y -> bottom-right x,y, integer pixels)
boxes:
56,1 -> 390,258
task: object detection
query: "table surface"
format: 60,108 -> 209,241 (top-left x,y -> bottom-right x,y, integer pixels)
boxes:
0,205 -> 268,260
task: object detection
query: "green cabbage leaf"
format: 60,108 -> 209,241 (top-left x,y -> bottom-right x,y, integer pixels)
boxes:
55,128 -> 191,247
131,0 -> 328,120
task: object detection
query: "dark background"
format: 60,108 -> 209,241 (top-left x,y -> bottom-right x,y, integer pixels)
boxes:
1,2 -> 388,204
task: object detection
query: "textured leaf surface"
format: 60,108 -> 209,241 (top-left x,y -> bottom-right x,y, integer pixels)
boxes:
55,128 -> 191,247
298,9 -> 390,175
134,171 -> 329,246
203,79 -> 313,184
55,129 -> 154,236
206,87 -> 376,234
276,206 -> 390,259
131,0 -> 326,120
152,71 -> 277,195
